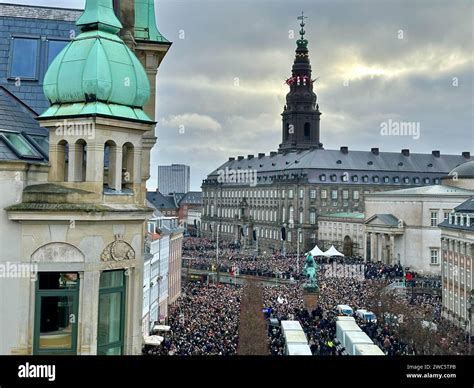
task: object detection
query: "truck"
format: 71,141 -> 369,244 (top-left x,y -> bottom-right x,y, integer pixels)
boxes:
336,320 -> 361,345
287,343 -> 312,355
354,343 -> 385,356
344,331 -> 374,355
336,304 -> 354,316
355,309 -> 377,323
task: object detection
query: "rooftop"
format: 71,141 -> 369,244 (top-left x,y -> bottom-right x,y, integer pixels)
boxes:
0,3 -> 82,21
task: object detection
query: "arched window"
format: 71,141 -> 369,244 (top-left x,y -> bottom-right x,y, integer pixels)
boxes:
304,122 -> 310,138
122,142 -> 134,190
57,140 -> 69,182
289,206 -> 294,223
73,139 -> 87,182
104,140 -> 119,191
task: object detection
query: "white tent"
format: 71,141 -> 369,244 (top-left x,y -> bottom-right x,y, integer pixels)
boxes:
308,245 -> 325,257
324,245 -> 344,257
143,335 -> 164,346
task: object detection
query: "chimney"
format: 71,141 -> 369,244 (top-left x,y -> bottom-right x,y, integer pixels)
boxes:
371,148 -> 379,155
432,150 -> 440,158
340,146 -> 349,154
270,151 -> 277,157
237,156 -> 244,161
248,154 -> 254,159
258,153 -> 265,158
228,157 -> 235,161
402,149 -> 410,156
462,151 -> 471,159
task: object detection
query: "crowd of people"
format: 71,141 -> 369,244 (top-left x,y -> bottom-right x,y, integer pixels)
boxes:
145,283 -> 241,356
146,237 -> 468,356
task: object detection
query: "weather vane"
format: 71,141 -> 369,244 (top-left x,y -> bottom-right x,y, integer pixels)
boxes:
297,11 -> 308,39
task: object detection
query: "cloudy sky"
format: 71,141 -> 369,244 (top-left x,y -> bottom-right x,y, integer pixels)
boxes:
3,0 -> 473,190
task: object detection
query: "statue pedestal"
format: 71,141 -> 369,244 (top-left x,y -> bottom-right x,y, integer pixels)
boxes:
303,286 -> 320,312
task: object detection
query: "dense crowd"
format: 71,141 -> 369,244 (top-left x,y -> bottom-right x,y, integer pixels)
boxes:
145,283 -> 241,356
147,237 -> 467,356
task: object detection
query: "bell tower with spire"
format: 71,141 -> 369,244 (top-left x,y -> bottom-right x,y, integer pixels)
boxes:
279,12 -> 322,152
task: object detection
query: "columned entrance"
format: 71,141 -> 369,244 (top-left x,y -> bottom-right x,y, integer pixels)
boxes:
97,270 -> 126,355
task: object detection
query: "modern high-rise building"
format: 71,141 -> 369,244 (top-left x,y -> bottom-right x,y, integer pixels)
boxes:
157,164 -> 190,194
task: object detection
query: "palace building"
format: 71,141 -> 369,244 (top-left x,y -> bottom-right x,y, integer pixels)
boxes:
0,0 -> 170,355
200,17 -> 473,254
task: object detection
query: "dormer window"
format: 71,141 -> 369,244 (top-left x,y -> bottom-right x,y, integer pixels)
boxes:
320,174 -> 326,182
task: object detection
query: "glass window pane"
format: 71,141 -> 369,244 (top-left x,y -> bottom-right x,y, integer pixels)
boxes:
2,132 -> 41,158
29,135 -> 49,154
100,270 -> 124,289
39,272 -> 78,290
11,38 -> 38,78
38,295 -> 74,350
98,292 -> 122,346
48,40 -> 67,66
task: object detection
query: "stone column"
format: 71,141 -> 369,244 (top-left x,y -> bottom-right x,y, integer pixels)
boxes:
109,146 -> 123,191
390,234 -> 395,264
370,232 -> 376,262
363,232 -> 368,262
86,143 -> 104,185
377,233 -> 383,263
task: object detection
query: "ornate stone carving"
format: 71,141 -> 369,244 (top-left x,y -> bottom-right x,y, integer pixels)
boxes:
100,240 -> 135,262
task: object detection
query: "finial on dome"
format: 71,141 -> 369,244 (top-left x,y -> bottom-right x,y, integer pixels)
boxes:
76,0 -> 123,34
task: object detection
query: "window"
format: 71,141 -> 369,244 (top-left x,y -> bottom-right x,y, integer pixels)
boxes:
10,37 -> 39,79
98,270 -> 126,355
403,177 -> 410,184
393,176 -> 400,183
1,132 -> 42,159
352,175 -> 358,182
320,174 -> 326,182
310,211 -> 316,224
430,211 -> 438,227
309,189 -> 316,199
34,273 -> 79,354
287,231 -> 292,242
430,249 -> 439,265
47,40 -> 68,66
414,177 -> 420,184
342,190 -> 349,200
289,206 -> 294,222
304,123 -> 310,138
299,210 -> 304,224
25,134 -> 49,156
373,176 -> 379,183
299,188 -> 304,199
298,231 -> 303,243
321,190 -> 327,199
282,189 -> 286,199
288,189 -> 294,199
362,175 -> 368,183
383,176 -> 389,183
444,211 -> 450,221
331,190 -> 338,200
423,178 -> 430,184
353,190 -> 359,200
330,175 -> 337,182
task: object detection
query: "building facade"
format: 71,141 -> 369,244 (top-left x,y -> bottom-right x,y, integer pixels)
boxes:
157,164 -> 190,195
364,161 -> 474,274
201,18 -> 473,254
0,0 -> 170,355
438,162 -> 474,334
0,3 -> 81,114
317,212 -> 365,256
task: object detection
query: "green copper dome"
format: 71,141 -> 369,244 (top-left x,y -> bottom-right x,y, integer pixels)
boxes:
40,0 -> 152,123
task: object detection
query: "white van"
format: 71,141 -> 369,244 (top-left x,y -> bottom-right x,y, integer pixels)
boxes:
355,309 -> 377,323
336,304 -> 353,316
